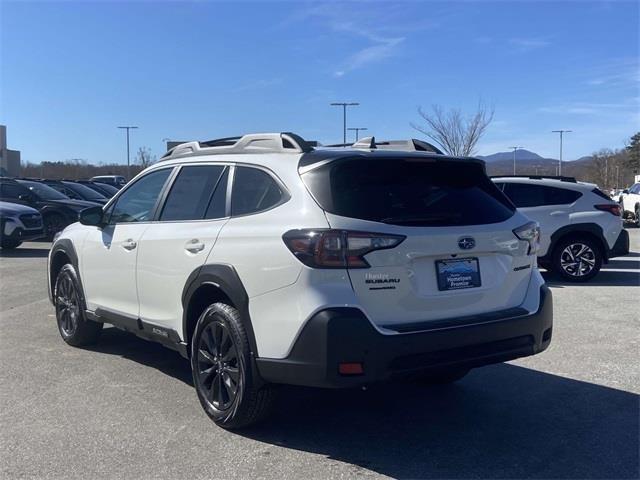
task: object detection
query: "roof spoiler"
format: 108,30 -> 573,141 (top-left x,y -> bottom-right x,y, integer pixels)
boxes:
491,175 -> 577,183
351,137 -> 443,154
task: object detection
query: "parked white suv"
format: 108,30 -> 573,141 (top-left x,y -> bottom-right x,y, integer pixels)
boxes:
48,133 -> 553,428
619,182 -> 640,227
493,175 -> 629,281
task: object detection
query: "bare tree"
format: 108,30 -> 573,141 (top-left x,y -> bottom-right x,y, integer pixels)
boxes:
135,147 -> 156,169
588,149 -> 615,189
411,102 -> 494,156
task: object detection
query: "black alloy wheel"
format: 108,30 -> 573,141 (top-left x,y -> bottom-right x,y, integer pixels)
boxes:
54,264 -> 102,346
196,320 -> 241,411
191,303 -> 276,429
56,270 -> 80,337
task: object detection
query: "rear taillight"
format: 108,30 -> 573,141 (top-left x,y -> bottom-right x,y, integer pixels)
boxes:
513,221 -> 540,255
595,204 -> 621,216
282,229 -> 405,268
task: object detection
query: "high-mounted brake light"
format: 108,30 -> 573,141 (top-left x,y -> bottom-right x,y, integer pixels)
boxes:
594,204 -> 621,217
513,221 -> 540,255
282,229 -> 405,269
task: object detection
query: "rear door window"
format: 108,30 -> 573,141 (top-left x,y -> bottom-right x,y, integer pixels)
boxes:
160,165 -> 227,221
301,157 -> 514,226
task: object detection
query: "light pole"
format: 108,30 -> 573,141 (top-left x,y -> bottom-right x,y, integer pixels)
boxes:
348,127 -> 368,142
118,126 -> 138,180
552,130 -> 572,176
510,146 -> 521,175
330,102 -> 359,146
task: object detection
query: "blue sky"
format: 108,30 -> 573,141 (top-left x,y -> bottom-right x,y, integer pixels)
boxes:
1,0 -> 638,165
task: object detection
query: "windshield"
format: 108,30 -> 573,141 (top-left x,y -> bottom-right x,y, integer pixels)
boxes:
63,181 -> 106,200
17,180 -> 69,201
301,157 -> 515,226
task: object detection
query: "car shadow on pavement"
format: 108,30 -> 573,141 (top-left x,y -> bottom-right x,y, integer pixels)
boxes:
84,326 -> 194,386
602,258 -> 640,270
85,329 -> 638,478
0,247 -> 49,258
542,270 -> 640,288
246,364 -> 639,479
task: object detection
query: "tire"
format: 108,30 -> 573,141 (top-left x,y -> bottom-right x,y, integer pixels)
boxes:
191,303 -> 275,429
44,213 -> 67,240
0,239 -> 22,249
54,264 -> 102,346
551,236 -> 602,282
635,206 -> 640,228
416,368 -> 470,385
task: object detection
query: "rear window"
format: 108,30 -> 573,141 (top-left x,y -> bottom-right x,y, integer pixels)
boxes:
301,157 -> 515,226
501,183 -> 582,207
231,167 -> 284,216
591,188 -> 611,201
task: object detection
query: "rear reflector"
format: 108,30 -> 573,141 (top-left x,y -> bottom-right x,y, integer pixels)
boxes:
338,362 -> 364,375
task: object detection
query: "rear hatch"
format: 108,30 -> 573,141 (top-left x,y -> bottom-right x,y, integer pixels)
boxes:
300,153 -> 535,329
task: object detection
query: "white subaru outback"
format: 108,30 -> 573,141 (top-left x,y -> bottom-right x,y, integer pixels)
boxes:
48,133 -> 553,429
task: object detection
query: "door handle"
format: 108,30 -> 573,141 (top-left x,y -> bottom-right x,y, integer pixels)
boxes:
185,239 -> 205,253
122,239 -> 137,250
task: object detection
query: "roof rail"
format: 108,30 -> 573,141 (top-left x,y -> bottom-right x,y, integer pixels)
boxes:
160,132 -> 312,161
345,136 -> 443,154
491,174 -> 577,183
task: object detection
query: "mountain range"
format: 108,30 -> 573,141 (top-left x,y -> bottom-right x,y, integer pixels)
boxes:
477,149 -> 595,178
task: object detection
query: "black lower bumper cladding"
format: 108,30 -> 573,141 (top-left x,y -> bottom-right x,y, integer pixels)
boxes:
608,229 -> 630,259
257,286 -> 553,388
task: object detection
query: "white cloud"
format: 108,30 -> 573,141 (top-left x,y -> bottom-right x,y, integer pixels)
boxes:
288,3 -> 432,77
508,37 -> 551,52
537,100 -> 638,116
583,57 -> 639,87
335,37 -> 405,77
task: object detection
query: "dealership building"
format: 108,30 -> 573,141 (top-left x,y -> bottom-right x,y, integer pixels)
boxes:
0,125 -> 21,177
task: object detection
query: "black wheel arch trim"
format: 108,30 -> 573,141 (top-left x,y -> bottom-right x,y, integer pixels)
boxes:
48,239 -> 85,305
181,264 -> 258,358
541,223 -> 609,262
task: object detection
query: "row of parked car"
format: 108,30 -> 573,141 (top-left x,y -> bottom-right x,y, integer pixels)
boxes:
0,175 -> 126,248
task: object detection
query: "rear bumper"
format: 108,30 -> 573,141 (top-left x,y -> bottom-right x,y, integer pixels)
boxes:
607,229 -> 629,259
256,285 -> 553,388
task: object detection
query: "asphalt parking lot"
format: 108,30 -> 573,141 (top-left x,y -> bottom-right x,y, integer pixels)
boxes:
1,229 -> 638,480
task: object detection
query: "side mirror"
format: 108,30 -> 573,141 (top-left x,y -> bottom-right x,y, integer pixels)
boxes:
622,189 -> 629,194
79,206 -> 105,227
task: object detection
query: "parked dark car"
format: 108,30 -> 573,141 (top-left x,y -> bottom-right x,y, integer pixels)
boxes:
41,179 -> 108,205
0,201 -> 44,249
0,178 -> 97,238
89,175 -> 126,189
77,180 -> 119,198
